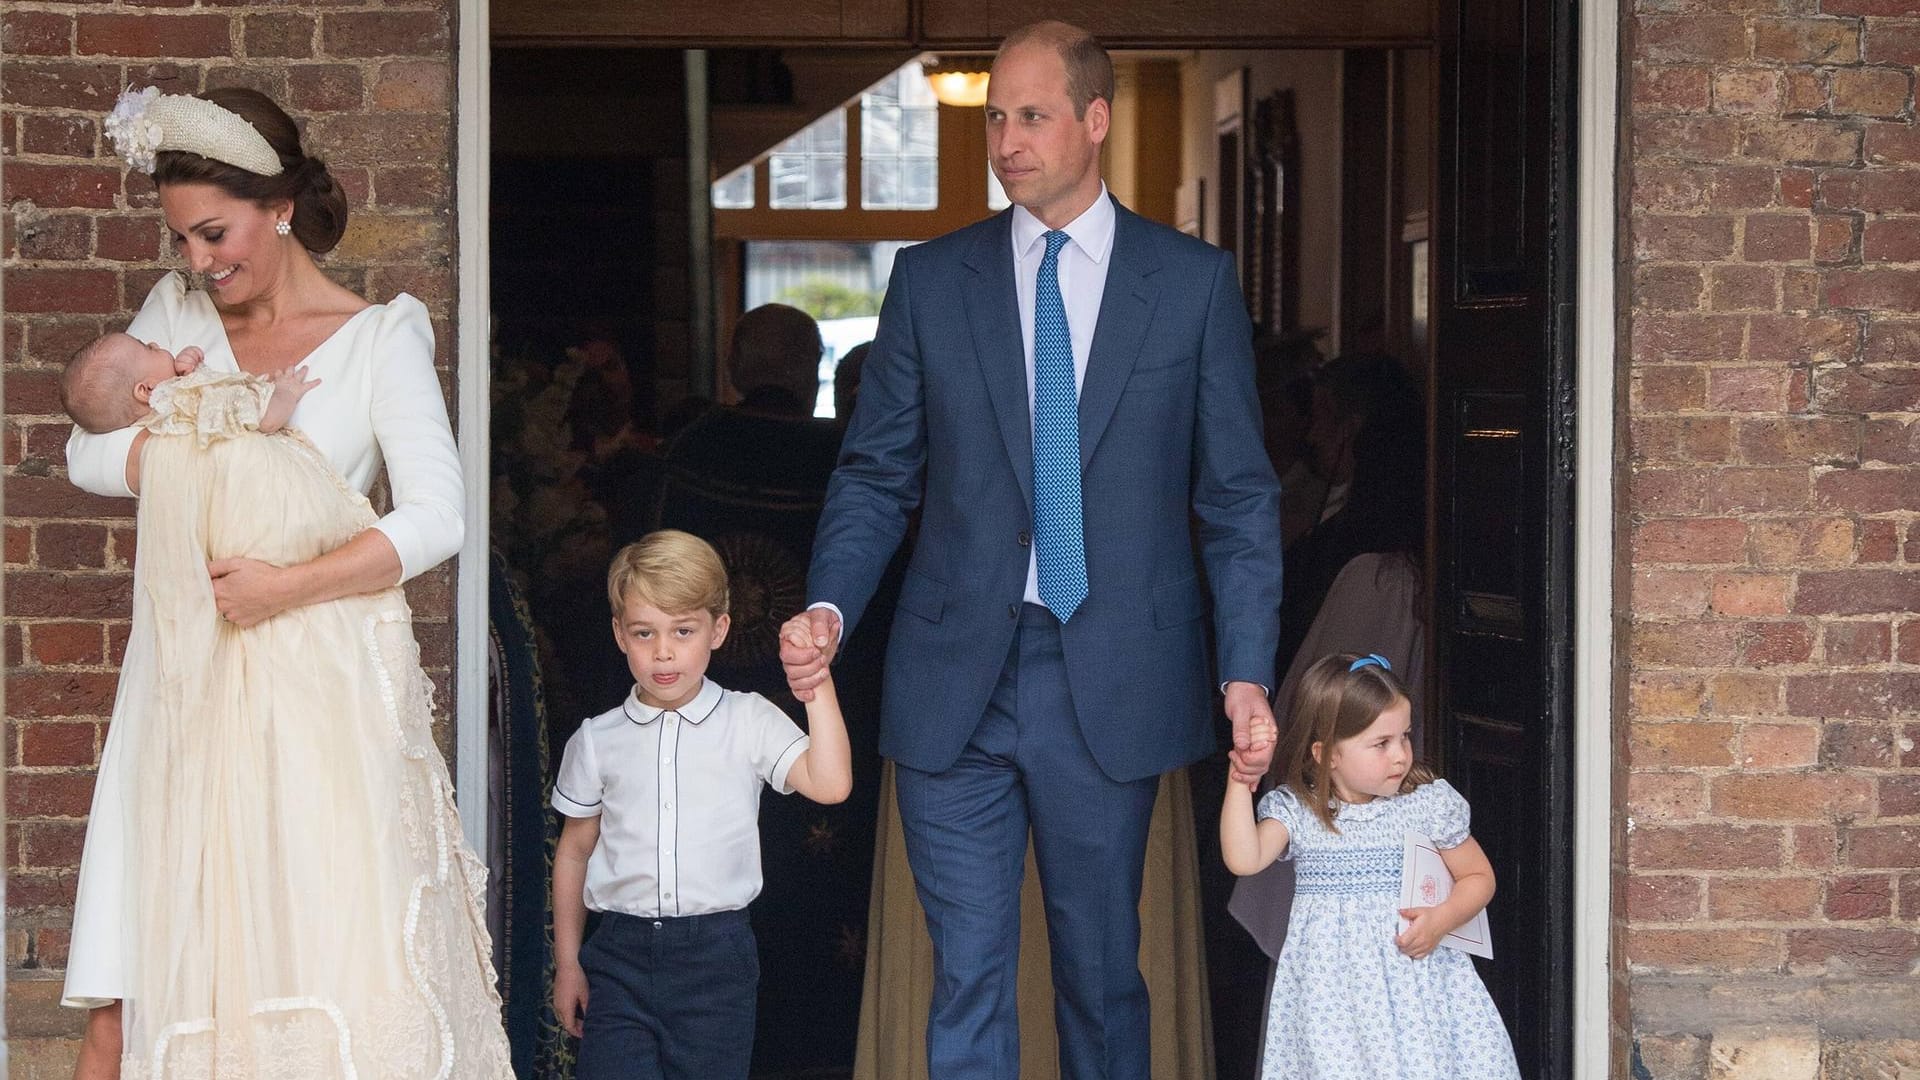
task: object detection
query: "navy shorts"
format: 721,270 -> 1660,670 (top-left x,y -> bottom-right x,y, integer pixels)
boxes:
575,908 -> 759,1080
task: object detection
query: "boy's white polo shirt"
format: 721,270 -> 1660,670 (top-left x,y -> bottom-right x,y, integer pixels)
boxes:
551,678 -> 809,918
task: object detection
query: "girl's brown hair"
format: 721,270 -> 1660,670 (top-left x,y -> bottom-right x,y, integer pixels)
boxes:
1273,653 -> 1435,832
152,88 -> 349,254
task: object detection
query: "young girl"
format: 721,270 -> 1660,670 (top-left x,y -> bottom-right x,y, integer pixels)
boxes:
1220,653 -> 1520,1080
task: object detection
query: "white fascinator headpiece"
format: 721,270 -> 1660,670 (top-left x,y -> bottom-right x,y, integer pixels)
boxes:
105,86 -> 284,177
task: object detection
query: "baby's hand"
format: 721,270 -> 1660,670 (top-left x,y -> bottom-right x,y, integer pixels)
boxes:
271,364 -> 321,402
172,345 -> 205,376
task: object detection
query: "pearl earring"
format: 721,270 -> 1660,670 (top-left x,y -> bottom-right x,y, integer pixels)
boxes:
275,220 -> 291,237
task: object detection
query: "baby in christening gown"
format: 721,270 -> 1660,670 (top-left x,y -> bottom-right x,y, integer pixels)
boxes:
63,335 -> 513,1080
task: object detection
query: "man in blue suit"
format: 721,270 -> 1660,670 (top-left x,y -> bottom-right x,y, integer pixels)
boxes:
782,21 -> 1282,1079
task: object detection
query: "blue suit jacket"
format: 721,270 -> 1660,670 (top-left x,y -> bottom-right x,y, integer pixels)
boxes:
809,198 -> 1283,782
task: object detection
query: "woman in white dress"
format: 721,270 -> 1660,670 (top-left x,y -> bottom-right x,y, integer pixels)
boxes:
64,86 -> 511,1079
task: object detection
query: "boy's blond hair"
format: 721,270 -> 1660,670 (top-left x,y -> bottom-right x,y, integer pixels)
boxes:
606,530 -> 730,618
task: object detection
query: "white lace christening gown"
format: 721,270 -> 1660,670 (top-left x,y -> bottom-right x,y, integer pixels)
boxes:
89,370 -> 512,1079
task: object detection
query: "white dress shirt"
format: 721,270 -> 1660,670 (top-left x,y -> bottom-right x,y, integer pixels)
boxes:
1010,187 -> 1115,605
63,272 -> 464,583
551,679 -> 810,918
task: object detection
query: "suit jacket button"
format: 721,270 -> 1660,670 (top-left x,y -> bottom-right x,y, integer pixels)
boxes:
1008,603 -> 1019,619
1017,530 -> 1032,547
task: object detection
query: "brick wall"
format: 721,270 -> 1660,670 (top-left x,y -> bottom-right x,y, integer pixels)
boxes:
1,4 -> 459,1072
1624,2 -> 1920,1076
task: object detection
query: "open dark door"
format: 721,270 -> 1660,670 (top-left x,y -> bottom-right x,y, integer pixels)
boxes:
1430,0 -> 1577,1076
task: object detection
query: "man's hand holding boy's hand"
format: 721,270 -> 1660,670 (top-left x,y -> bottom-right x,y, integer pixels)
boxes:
779,608 -> 841,702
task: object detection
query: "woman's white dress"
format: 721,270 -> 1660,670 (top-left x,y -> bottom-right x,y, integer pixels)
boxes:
62,274 -> 509,1078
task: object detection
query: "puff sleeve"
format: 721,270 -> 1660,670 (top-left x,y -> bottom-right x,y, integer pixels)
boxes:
1255,785 -> 1305,862
64,273 -> 192,498
365,295 -> 465,583
1417,779 -> 1473,849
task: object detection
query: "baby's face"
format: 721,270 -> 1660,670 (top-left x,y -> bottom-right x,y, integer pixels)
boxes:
115,335 -> 180,388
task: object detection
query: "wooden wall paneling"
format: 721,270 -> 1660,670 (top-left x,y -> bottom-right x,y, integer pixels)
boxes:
843,0 -> 912,42
493,0 -> 891,45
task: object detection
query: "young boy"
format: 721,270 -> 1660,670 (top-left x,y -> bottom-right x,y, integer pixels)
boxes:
551,530 -> 853,1079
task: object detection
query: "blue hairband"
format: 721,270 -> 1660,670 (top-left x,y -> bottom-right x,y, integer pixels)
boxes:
1349,653 -> 1391,673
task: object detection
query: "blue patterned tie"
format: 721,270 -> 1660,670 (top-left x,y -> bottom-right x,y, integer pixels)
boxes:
1033,230 -> 1088,621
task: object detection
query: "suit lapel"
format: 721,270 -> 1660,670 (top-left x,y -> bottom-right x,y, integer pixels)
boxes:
1078,202 -> 1160,469
962,212 -> 1034,513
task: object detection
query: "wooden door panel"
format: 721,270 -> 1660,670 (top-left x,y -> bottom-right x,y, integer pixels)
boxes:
918,0 -> 1431,46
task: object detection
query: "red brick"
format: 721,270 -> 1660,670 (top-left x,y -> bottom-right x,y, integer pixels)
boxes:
1787,673 -> 1920,717
1862,216 -> 1920,260
1753,17 -> 1863,63
1781,166 -> 1818,207
7,870 -> 80,914
1786,928 -> 1919,975
1751,516 -> 1856,566
1638,116 -> 1741,161
1865,317 -> 1920,362
1827,266 -> 1920,308
1,11 -> 74,57
1629,721 -> 1738,766
1634,518 -> 1750,564
1634,313 -> 1748,362
1831,66 -> 1913,117
1711,772 -> 1875,819
306,114 -> 450,168
1831,0 -> 1920,13
1628,875 -> 1703,921
1629,929 -> 1781,972
1864,18 -> 1920,64
1711,467 -> 1811,511
1737,417 -> 1861,465
0,61 -> 121,111
1638,15 -> 1750,62
76,14 -> 233,59
1708,265 -> 1778,310
3,163 -> 121,211
1635,215 -> 1739,259
27,623 -> 103,667
373,61 -> 450,112
1634,366 -> 1706,413
1825,620 -> 1893,662
1744,214 -> 1813,261
1863,418 -> 1920,463
204,65 -> 288,102
1798,566 -> 1920,615
1902,873 -> 1920,920
32,524 -> 108,571
1712,69 -> 1782,115
1635,416 -> 1738,463
1859,518 -> 1900,562
1635,569 -> 1712,616
1712,574 -> 1792,616
1794,824 -> 1840,869
243,12 -> 313,58
5,526 -> 31,567
17,115 -> 91,160
1783,265 -> 1823,307
1881,774 -> 1920,816
1708,875 -> 1822,920
1813,470 -> 1919,514
1865,122 -> 1920,164
1631,671 -> 1710,717
1743,621 -> 1817,665
1737,721 -> 1816,764
1826,874 -> 1895,920
94,215 -> 161,262
4,572 -> 132,620
1823,169 -> 1920,212
1636,64 -> 1713,112
371,167 -> 450,210
1631,771 -> 1708,819
5,672 -> 121,719
5,773 -> 99,820
18,723 -> 96,769
1815,213 -> 1861,264
1707,368 -> 1789,412
322,11 -> 449,57
1635,266 -> 1707,312
1899,619 -> 1920,662
2,269 -> 118,314
1637,165 -> 1781,210
1904,723 -> 1920,766
1815,364 -> 1920,411
287,64 -> 364,112
1743,119 -> 1863,165
1632,823 -> 1784,870
20,822 -> 87,873
1823,721 -> 1898,766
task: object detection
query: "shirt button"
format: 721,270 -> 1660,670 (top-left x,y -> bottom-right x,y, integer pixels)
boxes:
663,757 -> 672,764
665,801 -> 674,811
664,848 -> 673,856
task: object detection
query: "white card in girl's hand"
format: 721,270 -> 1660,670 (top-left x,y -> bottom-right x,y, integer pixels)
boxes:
1400,831 -> 1494,959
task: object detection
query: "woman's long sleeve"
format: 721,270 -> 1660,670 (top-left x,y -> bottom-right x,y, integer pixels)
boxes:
366,295 -> 465,583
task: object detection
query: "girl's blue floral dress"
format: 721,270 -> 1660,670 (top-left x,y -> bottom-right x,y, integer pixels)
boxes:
1255,779 -> 1521,1080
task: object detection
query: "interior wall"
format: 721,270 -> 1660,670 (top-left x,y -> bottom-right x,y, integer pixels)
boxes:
1178,50 -> 1344,354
